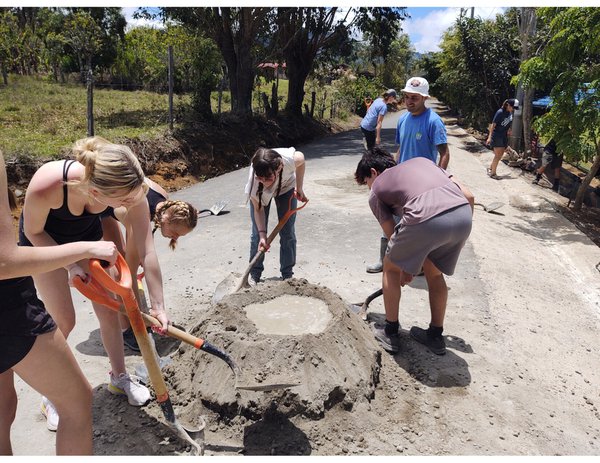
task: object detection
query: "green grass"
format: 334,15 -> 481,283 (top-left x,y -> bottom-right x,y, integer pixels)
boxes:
1,75 -> 346,159
0,75 -> 188,158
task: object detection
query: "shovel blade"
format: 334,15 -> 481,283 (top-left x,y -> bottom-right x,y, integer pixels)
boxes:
485,201 -> 504,212
209,200 -> 228,216
236,382 -> 300,392
212,272 -> 242,304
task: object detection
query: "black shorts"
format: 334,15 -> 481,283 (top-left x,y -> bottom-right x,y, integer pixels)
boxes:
490,134 -> 508,149
0,277 -> 56,373
542,151 -> 563,170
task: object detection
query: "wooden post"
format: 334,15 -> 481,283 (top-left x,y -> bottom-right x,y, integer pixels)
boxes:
86,59 -> 94,137
310,91 -> 316,117
168,45 -> 174,131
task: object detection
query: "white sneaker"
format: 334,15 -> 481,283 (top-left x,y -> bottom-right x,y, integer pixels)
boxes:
108,371 -> 151,406
41,396 -> 59,432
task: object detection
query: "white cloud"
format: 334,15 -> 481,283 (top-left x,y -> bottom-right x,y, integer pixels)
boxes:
122,7 -> 164,31
405,7 -> 506,54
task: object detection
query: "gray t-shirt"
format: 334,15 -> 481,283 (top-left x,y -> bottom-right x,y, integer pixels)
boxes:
369,157 -> 468,227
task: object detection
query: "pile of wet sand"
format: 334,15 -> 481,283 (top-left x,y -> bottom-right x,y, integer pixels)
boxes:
164,278 -> 382,426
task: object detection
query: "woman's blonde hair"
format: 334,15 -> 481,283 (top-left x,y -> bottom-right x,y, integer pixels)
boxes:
153,200 -> 198,250
69,136 -> 146,197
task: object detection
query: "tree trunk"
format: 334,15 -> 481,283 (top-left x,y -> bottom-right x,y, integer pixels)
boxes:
285,57 -> 312,117
522,87 -> 534,155
1,67 -> 7,85
573,149 -> 600,211
270,81 -> 278,116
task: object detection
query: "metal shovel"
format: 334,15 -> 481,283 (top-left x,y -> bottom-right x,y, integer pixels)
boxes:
348,288 -> 383,321
474,201 -> 504,213
213,195 -> 308,304
198,200 -> 228,217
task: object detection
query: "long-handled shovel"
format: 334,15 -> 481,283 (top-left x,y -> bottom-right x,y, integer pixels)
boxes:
73,254 -> 204,454
212,195 -> 308,304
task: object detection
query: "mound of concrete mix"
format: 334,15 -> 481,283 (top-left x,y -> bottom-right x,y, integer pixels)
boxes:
164,278 -> 382,423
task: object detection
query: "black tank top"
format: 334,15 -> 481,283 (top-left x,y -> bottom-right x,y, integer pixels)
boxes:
19,160 -> 107,246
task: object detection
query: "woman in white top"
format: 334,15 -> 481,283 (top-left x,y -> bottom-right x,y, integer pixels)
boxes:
244,147 -> 307,283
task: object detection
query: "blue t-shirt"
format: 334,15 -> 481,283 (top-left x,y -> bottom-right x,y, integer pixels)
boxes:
491,109 -> 513,137
395,108 -> 447,164
360,97 -> 388,131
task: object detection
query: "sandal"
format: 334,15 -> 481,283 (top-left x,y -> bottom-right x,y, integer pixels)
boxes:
487,168 -> 500,180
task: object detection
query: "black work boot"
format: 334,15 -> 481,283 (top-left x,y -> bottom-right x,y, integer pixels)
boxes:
410,325 -> 446,355
366,237 -> 388,274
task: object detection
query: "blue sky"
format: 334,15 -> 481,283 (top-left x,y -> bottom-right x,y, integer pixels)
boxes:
404,7 -> 506,53
122,7 -> 507,54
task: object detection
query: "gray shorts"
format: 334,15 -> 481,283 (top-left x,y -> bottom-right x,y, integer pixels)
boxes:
387,204 -> 472,275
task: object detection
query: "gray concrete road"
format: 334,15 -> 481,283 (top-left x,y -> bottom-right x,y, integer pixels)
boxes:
11,101 -> 600,455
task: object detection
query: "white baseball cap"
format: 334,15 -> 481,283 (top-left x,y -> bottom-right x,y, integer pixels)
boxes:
402,77 -> 429,97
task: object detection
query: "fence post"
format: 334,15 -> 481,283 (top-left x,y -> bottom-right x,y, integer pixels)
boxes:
86,61 -> 94,137
167,45 -> 174,131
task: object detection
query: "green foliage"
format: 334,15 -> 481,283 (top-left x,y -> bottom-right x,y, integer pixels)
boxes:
0,10 -> 19,77
334,74 -> 383,116
189,35 -> 222,118
518,7 -> 600,166
381,33 -> 414,89
434,10 -> 520,130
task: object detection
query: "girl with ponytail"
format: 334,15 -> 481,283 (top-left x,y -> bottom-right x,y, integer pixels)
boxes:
244,147 -> 308,284
101,177 -> 197,351
18,136 -> 166,429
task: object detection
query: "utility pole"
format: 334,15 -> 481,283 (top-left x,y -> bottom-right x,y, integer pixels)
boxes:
471,7 -> 474,18
86,58 -> 94,137
167,45 -> 174,132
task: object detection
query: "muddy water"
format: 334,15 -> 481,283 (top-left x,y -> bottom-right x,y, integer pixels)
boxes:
243,294 -> 332,335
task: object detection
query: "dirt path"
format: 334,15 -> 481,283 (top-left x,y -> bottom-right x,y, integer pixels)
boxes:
11,102 -> 600,456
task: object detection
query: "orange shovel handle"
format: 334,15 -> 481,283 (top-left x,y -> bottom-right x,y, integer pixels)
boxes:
87,254 -> 133,299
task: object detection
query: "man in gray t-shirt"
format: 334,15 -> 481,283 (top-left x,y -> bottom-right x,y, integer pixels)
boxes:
355,150 -> 474,356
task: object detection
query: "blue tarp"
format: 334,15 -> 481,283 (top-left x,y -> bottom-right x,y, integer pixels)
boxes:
532,87 -> 597,109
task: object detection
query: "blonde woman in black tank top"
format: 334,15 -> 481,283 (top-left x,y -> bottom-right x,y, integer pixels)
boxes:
0,152 -> 119,454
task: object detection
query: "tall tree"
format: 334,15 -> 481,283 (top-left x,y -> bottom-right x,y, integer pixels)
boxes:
355,6 -> 408,84
63,10 -> 102,81
510,7 -> 537,152
518,7 -> 600,211
436,11 -> 520,130
275,7 -> 406,117
0,10 -> 19,84
156,7 -> 270,115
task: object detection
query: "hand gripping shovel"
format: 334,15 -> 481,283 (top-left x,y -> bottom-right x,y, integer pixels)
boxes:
213,195 -> 308,304
73,255 -> 205,454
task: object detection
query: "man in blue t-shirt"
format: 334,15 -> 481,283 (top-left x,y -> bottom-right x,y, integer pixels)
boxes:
395,77 -> 449,168
360,89 -> 398,149
366,77 -> 450,274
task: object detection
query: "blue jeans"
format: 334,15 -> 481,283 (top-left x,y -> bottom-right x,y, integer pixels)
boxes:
249,188 -> 297,280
